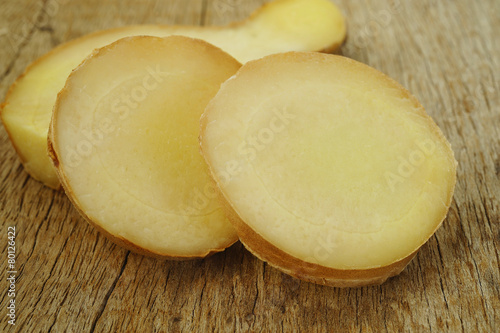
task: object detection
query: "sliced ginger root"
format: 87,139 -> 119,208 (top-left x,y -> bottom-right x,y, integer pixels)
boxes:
48,36 -> 241,259
200,52 -> 457,286
1,0 -> 345,189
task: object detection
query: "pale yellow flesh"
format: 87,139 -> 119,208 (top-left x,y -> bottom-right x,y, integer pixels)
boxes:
1,0 -> 345,189
201,53 -> 457,270
51,36 -> 241,257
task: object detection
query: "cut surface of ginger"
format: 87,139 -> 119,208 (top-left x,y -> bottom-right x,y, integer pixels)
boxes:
48,36 -> 241,258
1,0 -> 345,189
200,52 -> 457,286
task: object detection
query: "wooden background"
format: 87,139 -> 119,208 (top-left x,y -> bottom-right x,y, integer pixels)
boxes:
1,0 -> 499,331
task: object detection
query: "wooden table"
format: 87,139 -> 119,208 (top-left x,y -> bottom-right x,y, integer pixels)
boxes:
1,0 -> 498,331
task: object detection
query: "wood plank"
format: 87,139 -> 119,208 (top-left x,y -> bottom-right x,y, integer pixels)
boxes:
1,0 -> 498,332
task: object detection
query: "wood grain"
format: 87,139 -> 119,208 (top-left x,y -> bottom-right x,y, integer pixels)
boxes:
1,0 -> 499,332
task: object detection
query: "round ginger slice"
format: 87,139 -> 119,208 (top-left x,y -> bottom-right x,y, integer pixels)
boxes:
48,36 -> 241,259
200,52 -> 457,286
1,0 -> 346,189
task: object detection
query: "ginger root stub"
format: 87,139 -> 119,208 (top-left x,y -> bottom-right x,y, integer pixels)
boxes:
200,52 -> 457,287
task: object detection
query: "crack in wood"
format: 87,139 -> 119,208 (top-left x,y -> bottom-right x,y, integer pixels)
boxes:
89,251 -> 130,333
434,236 -> 450,309
200,0 -> 208,26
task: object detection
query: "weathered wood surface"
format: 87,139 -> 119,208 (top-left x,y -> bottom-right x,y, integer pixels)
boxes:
1,0 -> 498,331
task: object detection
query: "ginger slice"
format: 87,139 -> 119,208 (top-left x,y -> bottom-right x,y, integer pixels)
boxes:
48,36 -> 241,259
200,52 -> 457,286
1,0 -> 345,189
